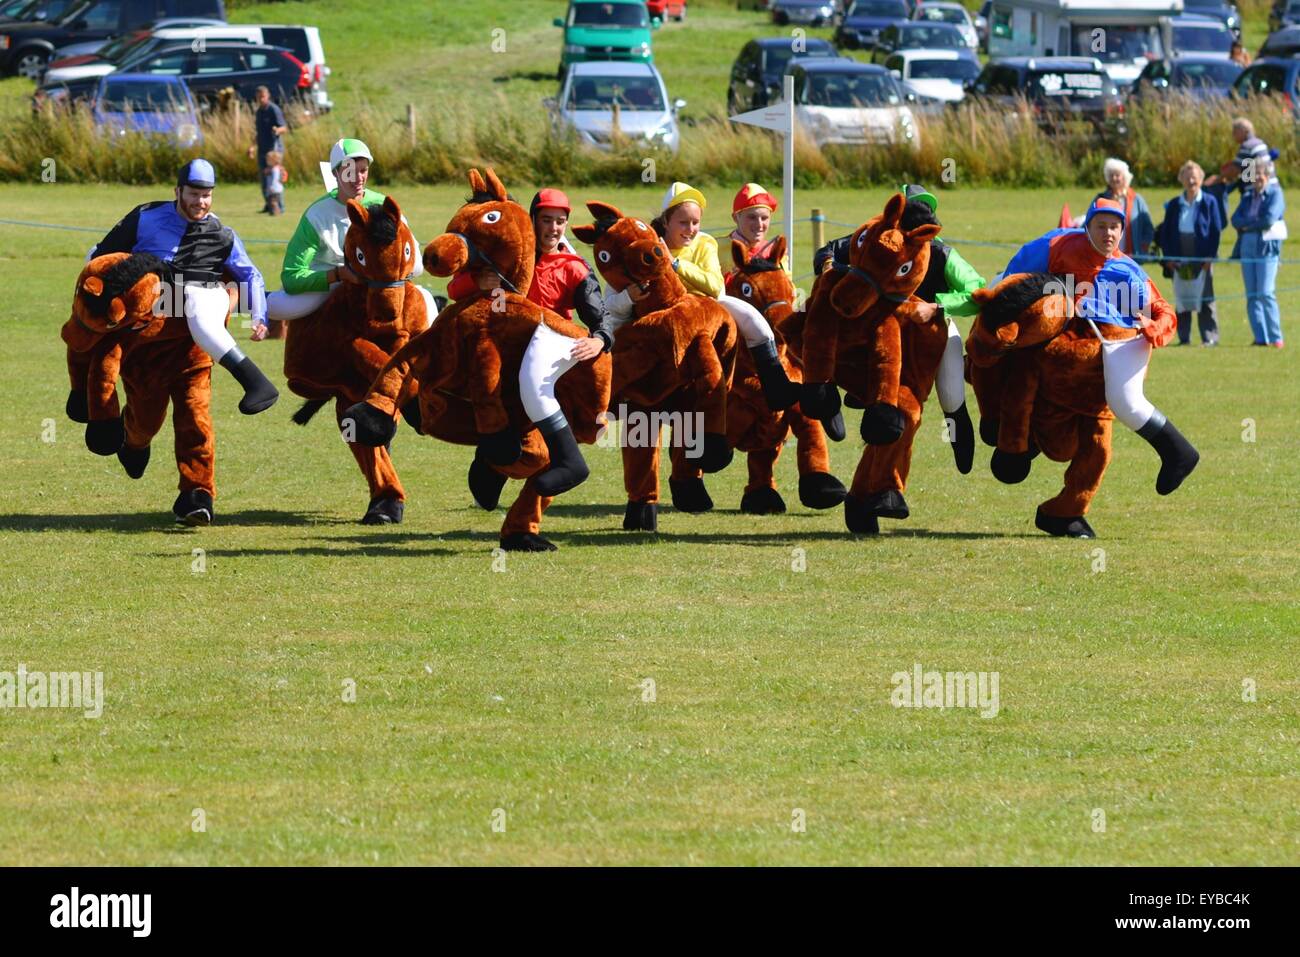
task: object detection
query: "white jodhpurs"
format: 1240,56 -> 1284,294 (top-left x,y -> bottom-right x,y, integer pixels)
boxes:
936,318 -> 967,414
1089,321 -> 1156,431
716,293 -> 776,348
183,285 -> 237,362
519,322 -> 580,424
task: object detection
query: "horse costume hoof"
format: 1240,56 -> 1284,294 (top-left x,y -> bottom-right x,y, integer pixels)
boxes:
670,477 -> 714,513
400,397 -> 423,434
843,495 -> 880,535
698,433 -> 733,473
85,417 -> 124,455
740,485 -> 786,515
500,532 -> 558,552
946,403 -> 975,475
843,393 -> 866,410
1035,508 -> 1095,539
468,456 -> 507,510
622,501 -> 658,532
822,411 -> 846,443
990,448 -> 1034,484
117,444 -> 150,479
65,389 -> 89,424
361,496 -> 404,525
860,402 -> 906,445
798,471 -> 847,509
342,401 -> 398,447
173,489 -> 213,526
862,489 -> 909,520
478,426 -> 522,467
800,381 -> 840,420
979,416 -> 1000,448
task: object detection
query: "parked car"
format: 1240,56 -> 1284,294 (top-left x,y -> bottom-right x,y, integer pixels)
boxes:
554,0 -> 657,75
967,57 -> 1125,133
1131,54 -> 1242,99
1184,0 -> 1240,38
975,1 -> 990,50
52,14 -> 223,58
92,71 -> 200,146
1259,24 -> 1300,57
789,56 -> 918,147
1269,0 -> 1300,33
870,21 -> 973,65
769,1 -> 836,26
728,35 -> 836,112
0,0 -> 82,24
38,40 -> 317,114
0,0 -> 224,78
645,0 -> 685,21
1068,22 -> 1166,89
883,48 -> 979,103
911,2 -> 977,50
546,60 -> 683,153
833,0 -> 909,52
1170,14 -> 1233,58
1232,56 -> 1300,118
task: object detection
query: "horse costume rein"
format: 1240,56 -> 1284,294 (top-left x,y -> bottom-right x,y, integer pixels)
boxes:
365,276 -> 412,289
448,232 -> 520,294
830,261 -> 910,304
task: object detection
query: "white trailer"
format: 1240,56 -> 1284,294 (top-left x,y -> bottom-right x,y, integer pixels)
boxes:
987,0 -> 1185,86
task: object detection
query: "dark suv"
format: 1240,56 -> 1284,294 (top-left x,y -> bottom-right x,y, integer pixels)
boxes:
0,0 -> 224,78
1232,56 -> 1300,119
728,35 -> 835,112
968,57 -> 1125,132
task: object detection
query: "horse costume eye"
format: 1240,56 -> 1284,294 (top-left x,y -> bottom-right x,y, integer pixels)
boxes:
483,210 -> 501,224
355,248 -> 367,266
896,262 -> 912,277
855,232 -> 867,247
403,242 -> 411,261
634,220 -> 647,231
741,282 -> 753,297
598,250 -> 612,264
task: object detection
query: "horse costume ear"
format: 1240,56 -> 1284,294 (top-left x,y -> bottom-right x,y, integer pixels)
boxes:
108,298 -> 127,326
906,223 -> 942,244
769,234 -> 788,266
731,238 -> 749,269
482,168 -> 508,202
996,322 -> 1020,345
382,194 -> 402,222
971,286 -> 995,304
467,169 -> 487,195
81,276 -> 104,296
346,198 -> 368,231
586,200 -> 623,221
883,192 -> 907,225
570,223 -> 598,245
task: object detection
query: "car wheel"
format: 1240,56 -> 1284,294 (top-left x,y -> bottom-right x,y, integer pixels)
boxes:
15,49 -> 49,80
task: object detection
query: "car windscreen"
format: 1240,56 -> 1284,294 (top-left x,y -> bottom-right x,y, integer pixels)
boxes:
1072,24 -> 1162,61
99,80 -> 189,112
1029,69 -> 1109,98
567,74 -> 664,111
1172,61 -> 1241,86
1238,64 -> 1289,95
846,1 -> 908,18
916,6 -> 966,25
45,0 -> 88,22
899,24 -> 963,48
803,71 -> 901,107
97,31 -> 149,62
1174,25 -> 1232,53
765,41 -> 833,76
569,3 -> 649,28
909,58 -> 978,80
262,27 -> 310,63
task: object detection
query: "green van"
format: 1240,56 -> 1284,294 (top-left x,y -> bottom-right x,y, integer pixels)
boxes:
554,0 -> 659,72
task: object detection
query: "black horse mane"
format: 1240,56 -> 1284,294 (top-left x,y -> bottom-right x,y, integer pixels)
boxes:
364,203 -> 398,247
742,255 -> 782,274
982,272 -> 1062,329
467,190 -> 516,205
83,252 -> 169,312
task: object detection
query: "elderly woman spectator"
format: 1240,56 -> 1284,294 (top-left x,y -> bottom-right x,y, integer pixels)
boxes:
1230,157 -> 1286,348
1156,161 -> 1226,346
1094,158 -> 1154,259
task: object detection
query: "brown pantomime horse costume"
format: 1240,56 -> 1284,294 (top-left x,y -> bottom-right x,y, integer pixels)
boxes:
344,169 -> 611,551
966,272 -> 1129,538
62,252 -> 222,524
283,195 -> 428,525
571,201 -> 739,532
786,193 -> 943,533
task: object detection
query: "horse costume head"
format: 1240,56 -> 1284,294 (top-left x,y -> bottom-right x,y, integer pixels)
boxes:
571,201 -> 686,308
969,272 -> 1074,359
726,235 -> 793,321
423,168 -> 533,295
344,196 -> 419,287
73,252 -> 169,337
828,192 -> 940,318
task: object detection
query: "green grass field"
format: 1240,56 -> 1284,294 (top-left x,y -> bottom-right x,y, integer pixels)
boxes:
1,181 -> 1297,865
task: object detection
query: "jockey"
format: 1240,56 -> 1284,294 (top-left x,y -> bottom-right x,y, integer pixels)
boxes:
1000,197 -> 1200,495
266,138 -> 437,323
726,182 -> 791,279
91,159 -> 278,415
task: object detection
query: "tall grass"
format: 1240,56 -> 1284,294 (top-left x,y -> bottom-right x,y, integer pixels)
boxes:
2,92 -> 1293,191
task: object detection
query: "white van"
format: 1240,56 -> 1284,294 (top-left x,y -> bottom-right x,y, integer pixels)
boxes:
987,0 -> 1184,87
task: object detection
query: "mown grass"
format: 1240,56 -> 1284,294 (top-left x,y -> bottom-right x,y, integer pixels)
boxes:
0,182 -> 1297,865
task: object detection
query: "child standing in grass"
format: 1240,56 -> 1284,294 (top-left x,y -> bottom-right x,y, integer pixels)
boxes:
263,150 -> 287,216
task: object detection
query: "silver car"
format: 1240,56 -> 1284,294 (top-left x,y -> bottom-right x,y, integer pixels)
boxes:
547,61 -> 684,153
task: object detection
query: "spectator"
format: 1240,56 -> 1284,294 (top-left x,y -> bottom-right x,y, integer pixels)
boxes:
1222,117 -> 1271,186
1230,41 -> 1251,68
1094,158 -> 1154,259
247,86 -> 287,213
1230,157 -> 1286,348
262,150 -> 286,217
1155,160 -> 1225,346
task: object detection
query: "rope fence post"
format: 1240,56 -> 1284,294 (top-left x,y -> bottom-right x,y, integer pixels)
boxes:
811,207 -> 825,253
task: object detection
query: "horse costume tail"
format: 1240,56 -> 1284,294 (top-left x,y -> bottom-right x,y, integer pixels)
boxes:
292,398 -> 330,425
